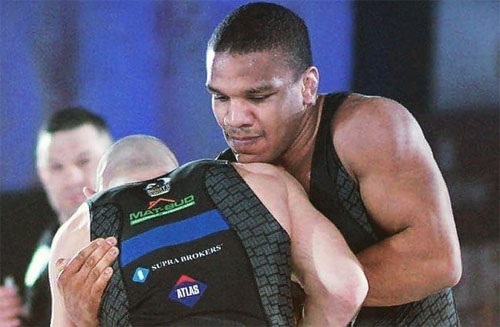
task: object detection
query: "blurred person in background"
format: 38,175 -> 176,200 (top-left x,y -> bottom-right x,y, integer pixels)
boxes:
0,107 -> 113,327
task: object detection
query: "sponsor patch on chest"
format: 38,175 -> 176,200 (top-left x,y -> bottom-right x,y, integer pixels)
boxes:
168,275 -> 207,308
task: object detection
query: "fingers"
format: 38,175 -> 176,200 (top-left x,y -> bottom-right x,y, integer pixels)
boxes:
0,286 -> 21,308
0,286 -> 17,297
56,237 -> 118,327
55,258 -> 68,272
68,237 -> 116,273
0,318 -> 21,327
82,244 -> 119,292
88,266 -> 114,309
0,305 -> 21,321
57,237 -> 118,291
73,238 -> 115,272
0,287 -> 22,327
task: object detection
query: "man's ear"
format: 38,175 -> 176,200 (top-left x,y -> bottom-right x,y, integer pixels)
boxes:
301,66 -> 319,106
83,186 -> 96,199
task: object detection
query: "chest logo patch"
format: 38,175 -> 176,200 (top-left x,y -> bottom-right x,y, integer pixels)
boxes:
132,267 -> 150,283
144,177 -> 171,197
128,194 -> 196,226
168,274 -> 207,308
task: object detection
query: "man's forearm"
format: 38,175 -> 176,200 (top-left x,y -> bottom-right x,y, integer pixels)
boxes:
358,229 -> 460,306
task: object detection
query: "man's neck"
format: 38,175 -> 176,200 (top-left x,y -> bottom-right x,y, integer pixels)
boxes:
276,95 -> 325,192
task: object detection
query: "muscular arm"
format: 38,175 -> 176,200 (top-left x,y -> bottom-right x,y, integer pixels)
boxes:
284,169 -> 367,326
49,204 -> 89,327
237,164 -> 368,326
335,96 -> 462,306
49,205 -> 118,327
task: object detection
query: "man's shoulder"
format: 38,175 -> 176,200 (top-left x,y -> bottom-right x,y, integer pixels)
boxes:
233,162 -> 284,175
332,93 -> 413,139
232,163 -> 294,193
336,93 -> 401,114
51,204 -> 90,268
331,93 -> 424,175
56,205 -> 89,242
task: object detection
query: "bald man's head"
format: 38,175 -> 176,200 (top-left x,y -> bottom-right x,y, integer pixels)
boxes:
96,135 -> 179,191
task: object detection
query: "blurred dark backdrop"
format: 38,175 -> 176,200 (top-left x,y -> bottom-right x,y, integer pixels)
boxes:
1,1 -> 498,326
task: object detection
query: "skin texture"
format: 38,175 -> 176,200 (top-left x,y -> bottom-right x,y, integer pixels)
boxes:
206,50 -> 461,306
49,135 -> 367,326
0,123 -> 112,327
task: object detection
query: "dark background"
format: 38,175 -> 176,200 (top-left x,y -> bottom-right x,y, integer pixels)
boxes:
1,1 -> 498,326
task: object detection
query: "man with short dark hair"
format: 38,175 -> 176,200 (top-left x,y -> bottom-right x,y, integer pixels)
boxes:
0,107 -> 113,327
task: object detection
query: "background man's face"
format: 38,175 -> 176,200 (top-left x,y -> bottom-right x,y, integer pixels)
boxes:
37,124 -> 110,222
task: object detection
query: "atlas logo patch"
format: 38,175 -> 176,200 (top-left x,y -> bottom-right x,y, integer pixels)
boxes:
168,275 -> 207,308
145,177 -> 171,197
132,267 -> 150,283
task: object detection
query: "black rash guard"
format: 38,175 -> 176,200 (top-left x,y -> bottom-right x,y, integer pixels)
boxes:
217,92 -> 461,326
89,159 -> 294,327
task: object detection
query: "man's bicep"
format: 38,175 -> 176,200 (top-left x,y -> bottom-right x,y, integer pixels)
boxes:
49,205 -> 89,326
346,99 -> 454,233
353,118 -> 461,304
49,225 -> 74,326
359,143 -> 454,234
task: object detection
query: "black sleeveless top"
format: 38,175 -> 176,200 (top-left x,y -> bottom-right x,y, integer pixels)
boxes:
89,159 -> 294,326
217,92 -> 461,326
310,92 -> 460,326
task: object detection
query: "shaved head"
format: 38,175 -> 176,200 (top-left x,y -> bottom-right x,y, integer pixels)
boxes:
96,135 -> 179,191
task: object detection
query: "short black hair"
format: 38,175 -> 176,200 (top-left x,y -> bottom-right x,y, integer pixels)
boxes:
208,2 -> 313,78
40,106 -> 109,135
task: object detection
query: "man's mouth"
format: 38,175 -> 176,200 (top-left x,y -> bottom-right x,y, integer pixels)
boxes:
65,191 -> 85,203
227,134 -> 261,150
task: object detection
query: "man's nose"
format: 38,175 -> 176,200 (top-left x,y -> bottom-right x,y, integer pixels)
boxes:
224,100 -> 253,127
62,166 -> 85,185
